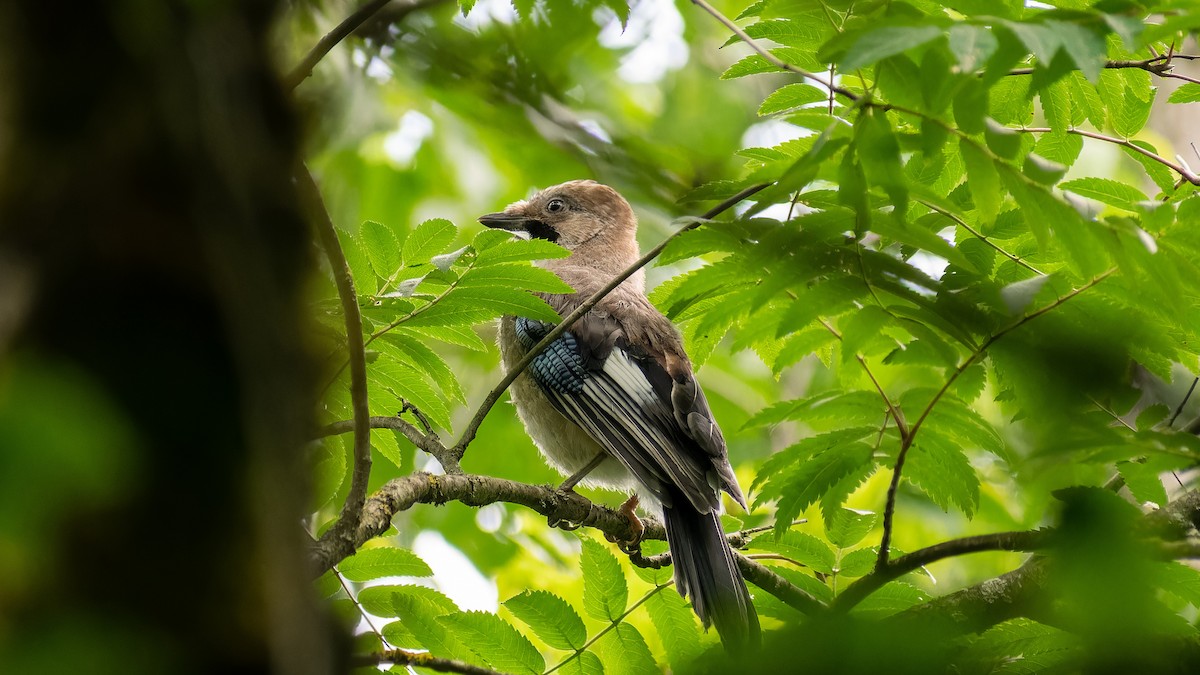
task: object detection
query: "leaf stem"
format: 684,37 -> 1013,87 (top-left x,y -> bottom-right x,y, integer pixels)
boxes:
544,583 -> 673,675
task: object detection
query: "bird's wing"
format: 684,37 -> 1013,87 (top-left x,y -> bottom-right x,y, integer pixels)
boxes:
515,314 -> 736,513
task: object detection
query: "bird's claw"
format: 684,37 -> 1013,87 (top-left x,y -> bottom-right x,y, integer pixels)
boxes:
605,494 -> 644,554
548,515 -> 583,531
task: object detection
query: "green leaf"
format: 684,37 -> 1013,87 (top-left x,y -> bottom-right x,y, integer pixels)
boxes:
556,651 -> 604,675
1167,83 -> 1200,104
1045,20 -> 1105,82
438,611 -> 545,675
362,220 -> 401,279
751,531 -> 836,574
1123,142 -> 1176,194
960,139 -> 1001,224
358,584 -> 458,618
904,436 -> 981,517
1116,460 -> 1167,507
382,593 -> 475,663
984,119 -> 1021,159
837,547 -> 878,577
475,237 -> 571,265
855,108 -> 908,217
581,538 -> 627,621
338,546 -> 432,581
851,580 -> 930,619
1060,177 -> 1149,212
379,332 -> 465,403
772,442 -> 875,534
759,83 -> 827,116
1021,153 -> 1067,185
825,508 -> 877,549
595,622 -> 657,675
458,262 -> 574,294
644,589 -> 702,671
399,324 -> 488,352
403,218 -> 456,267
503,590 -> 587,651
948,24 -> 997,73
1113,84 -> 1154,138
838,25 -> 942,72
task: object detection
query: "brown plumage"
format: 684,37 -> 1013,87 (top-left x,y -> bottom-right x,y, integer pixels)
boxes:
481,180 -> 760,651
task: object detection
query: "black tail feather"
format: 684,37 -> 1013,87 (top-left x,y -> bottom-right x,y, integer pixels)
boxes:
663,501 -> 761,653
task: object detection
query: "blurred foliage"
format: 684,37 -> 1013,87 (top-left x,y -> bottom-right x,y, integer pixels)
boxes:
287,0 -> 1200,672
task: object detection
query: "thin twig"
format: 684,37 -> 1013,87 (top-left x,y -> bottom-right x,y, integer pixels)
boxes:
834,530 -> 1053,613
1169,377 -> 1199,428
300,165 -> 374,559
917,198 -> 1044,275
876,269 -> 1115,569
818,317 -> 909,438
545,584 -> 673,675
286,0 -> 394,90
1014,127 -> 1200,185
350,649 -> 502,675
320,414 -> 457,471
450,183 -> 770,458
1006,56 -> 1172,77
690,0 -> 858,101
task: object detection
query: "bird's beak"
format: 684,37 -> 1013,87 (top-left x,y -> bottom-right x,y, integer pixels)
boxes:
477,212 -> 531,231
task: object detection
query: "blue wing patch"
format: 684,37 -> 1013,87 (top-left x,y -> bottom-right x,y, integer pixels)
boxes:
515,316 -> 586,395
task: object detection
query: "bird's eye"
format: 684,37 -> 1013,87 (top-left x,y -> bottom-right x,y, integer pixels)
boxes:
546,199 -> 565,213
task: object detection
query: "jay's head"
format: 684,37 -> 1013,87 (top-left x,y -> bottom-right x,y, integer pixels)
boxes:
477,180 -> 636,251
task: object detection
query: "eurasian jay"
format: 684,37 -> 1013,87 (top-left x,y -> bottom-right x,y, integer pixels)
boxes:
479,180 -> 761,652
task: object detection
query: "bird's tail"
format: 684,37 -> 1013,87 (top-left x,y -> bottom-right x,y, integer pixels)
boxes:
663,502 -> 761,653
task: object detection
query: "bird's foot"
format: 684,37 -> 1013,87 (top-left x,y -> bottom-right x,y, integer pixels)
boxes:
548,516 -> 583,531
605,494 -> 644,555
558,451 -> 607,492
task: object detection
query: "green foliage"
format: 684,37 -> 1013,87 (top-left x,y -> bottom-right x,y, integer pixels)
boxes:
293,0 -> 1200,671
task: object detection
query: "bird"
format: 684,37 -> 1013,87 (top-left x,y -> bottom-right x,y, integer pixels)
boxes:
478,179 -> 760,652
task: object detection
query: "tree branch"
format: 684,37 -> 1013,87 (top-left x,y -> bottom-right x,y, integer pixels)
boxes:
1012,127 -> 1200,186
690,0 -> 858,101
450,183 -> 769,459
834,530 -> 1055,613
286,0 -> 395,90
307,470 -> 825,614
300,165 -> 374,568
877,269 -> 1115,569
351,648 -> 502,675
320,414 -> 459,471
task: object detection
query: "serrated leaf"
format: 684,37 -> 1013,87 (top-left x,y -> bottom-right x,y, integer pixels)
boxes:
430,245 -> 469,271
399,324 -> 488,352
751,531 -> 836,574
555,651 -> 604,675
1000,275 -> 1050,315
905,437 -> 981,516
851,580 -> 929,619
504,590 -> 587,651
581,538 -> 627,621
1046,19 -> 1105,82
438,611 -> 545,675
644,589 -> 702,671
403,218 -> 456,267
1060,177 -> 1148,212
1117,459 -> 1167,507
839,25 -> 942,72
362,220 -> 402,279
595,622 -> 657,675
772,442 -> 875,534
961,139 -> 1001,224
339,546 -> 433,581
459,262 -> 574,294
379,332 -> 465,403
837,547 -> 877,578
358,584 -> 458,618
476,237 -> 571,265
1113,84 -> 1154,138
1021,152 -> 1067,185
825,508 -> 877,549
1167,83 -> 1200,104
759,83 -> 827,116
948,24 -> 997,73
383,593 -> 476,663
